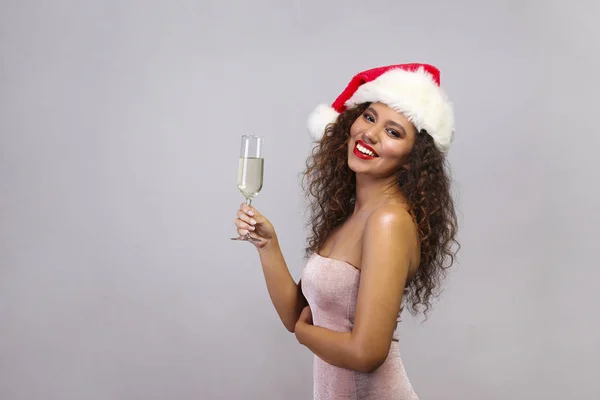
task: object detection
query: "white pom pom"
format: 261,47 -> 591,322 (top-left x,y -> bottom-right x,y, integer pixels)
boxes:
307,104 -> 340,141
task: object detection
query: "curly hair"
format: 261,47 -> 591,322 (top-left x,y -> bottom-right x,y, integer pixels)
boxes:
302,103 -> 459,317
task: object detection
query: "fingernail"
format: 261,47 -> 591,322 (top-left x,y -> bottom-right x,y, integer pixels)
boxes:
248,210 -> 255,216
250,219 -> 256,225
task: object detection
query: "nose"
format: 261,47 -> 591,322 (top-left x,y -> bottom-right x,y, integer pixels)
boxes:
363,129 -> 379,145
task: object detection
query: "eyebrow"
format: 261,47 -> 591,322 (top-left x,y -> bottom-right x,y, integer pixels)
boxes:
367,107 -> 407,135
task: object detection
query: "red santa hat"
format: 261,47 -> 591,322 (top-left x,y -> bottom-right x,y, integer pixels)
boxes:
307,63 -> 455,153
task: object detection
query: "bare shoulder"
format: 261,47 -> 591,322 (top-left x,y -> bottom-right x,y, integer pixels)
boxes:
365,203 -> 417,239
362,203 -> 419,273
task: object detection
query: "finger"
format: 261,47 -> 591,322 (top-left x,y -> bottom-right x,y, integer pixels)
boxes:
237,210 -> 257,226
239,203 -> 253,216
245,206 -> 267,226
241,203 -> 258,217
240,204 -> 263,225
236,224 -> 253,236
235,218 -> 256,232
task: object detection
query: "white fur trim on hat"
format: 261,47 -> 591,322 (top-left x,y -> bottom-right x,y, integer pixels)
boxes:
345,67 -> 455,153
307,104 -> 340,141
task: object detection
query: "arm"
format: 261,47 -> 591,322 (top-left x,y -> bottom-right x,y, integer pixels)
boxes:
235,203 -> 306,332
257,235 -> 307,332
294,206 -> 417,373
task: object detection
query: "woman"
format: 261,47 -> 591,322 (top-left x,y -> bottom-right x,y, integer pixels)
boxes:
234,63 -> 459,399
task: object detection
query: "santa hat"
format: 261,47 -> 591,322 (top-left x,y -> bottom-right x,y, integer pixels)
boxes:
307,63 -> 455,153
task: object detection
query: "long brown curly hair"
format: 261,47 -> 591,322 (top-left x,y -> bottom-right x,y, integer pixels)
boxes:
302,103 -> 459,317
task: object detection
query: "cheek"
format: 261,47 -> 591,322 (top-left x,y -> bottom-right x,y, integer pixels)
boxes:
349,119 -> 365,137
380,142 -> 412,162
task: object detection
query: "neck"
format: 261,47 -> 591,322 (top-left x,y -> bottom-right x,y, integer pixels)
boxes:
353,173 -> 403,214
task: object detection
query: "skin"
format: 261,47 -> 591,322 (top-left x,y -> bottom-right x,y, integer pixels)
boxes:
234,102 -> 421,373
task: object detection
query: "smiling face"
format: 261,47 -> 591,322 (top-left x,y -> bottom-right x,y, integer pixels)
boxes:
347,102 -> 418,178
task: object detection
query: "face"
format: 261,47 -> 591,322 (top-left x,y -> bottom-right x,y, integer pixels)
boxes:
347,102 -> 417,178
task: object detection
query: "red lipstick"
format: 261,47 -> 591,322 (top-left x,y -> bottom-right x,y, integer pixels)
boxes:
353,140 -> 379,160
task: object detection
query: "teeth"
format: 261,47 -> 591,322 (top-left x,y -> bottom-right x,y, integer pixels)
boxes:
356,143 -> 376,157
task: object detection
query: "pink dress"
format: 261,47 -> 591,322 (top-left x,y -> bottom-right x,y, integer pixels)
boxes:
301,253 -> 419,400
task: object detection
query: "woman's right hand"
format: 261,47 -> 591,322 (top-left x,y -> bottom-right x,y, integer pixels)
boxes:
234,203 -> 276,249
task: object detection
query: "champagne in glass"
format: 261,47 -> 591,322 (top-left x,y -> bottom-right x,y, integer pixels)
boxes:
232,135 -> 264,241
238,156 -> 264,203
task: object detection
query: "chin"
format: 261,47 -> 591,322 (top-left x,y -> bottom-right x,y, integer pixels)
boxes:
347,155 -> 361,173
347,159 -> 370,175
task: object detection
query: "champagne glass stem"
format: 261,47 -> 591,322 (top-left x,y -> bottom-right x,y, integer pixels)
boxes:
230,197 -> 258,242
242,198 -> 253,240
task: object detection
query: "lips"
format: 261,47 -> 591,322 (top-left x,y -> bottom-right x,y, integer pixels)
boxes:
353,140 -> 379,160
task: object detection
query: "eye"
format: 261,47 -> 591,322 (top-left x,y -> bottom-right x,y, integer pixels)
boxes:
386,128 -> 401,138
363,112 -> 375,123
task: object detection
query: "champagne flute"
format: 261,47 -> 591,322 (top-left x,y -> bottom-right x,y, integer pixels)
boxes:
231,135 -> 264,241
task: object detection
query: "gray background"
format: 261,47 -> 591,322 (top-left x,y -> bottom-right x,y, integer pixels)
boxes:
1,0 -> 598,399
